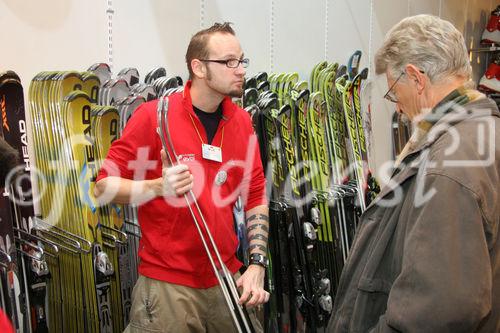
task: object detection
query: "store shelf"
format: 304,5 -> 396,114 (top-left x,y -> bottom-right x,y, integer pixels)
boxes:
470,44 -> 500,53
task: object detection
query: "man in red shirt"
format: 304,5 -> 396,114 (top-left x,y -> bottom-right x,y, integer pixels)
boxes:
95,22 -> 269,332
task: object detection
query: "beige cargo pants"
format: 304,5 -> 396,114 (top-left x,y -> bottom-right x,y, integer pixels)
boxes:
123,274 -> 264,333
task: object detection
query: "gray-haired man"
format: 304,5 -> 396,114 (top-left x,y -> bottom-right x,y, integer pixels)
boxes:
328,14 -> 499,333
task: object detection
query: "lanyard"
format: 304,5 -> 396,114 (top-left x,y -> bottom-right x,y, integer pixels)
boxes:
188,112 -> 224,148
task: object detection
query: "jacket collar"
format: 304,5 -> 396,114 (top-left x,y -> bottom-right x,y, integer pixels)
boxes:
407,96 -> 499,155
366,96 -> 499,212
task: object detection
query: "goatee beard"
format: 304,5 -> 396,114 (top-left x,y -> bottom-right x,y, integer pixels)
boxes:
228,88 -> 243,98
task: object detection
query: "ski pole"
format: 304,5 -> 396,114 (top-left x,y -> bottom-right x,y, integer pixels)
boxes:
157,97 -> 254,333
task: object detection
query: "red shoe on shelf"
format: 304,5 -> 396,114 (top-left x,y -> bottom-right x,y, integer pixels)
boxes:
479,55 -> 500,93
481,5 -> 500,45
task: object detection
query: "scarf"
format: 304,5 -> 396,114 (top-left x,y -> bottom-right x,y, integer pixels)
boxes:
394,86 -> 484,167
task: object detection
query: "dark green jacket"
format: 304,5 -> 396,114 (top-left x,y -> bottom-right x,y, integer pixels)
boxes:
327,97 -> 500,332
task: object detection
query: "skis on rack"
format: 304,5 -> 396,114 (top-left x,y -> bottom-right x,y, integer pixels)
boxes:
247,58 -> 380,331
259,97 -> 295,333
0,70 -> 51,333
92,105 -> 129,331
28,71 -> 120,332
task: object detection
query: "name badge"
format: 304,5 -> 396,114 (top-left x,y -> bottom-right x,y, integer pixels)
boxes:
202,144 -> 222,162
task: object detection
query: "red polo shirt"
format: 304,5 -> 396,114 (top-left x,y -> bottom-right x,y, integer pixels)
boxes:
0,309 -> 14,333
96,81 -> 267,288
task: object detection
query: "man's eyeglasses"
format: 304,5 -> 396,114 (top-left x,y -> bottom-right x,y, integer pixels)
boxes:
200,58 -> 250,68
383,69 -> 425,103
383,72 -> 405,103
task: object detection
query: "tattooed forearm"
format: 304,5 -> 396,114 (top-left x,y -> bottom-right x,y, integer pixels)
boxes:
246,214 -> 269,223
249,234 -> 268,242
247,223 -> 269,233
246,212 -> 269,256
248,244 -> 267,253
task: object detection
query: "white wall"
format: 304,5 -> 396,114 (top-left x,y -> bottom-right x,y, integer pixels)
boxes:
0,0 -> 107,84
1,0 -> 496,184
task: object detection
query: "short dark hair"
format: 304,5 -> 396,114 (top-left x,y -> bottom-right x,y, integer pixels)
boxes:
185,22 -> 235,79
0,137 -> 19,184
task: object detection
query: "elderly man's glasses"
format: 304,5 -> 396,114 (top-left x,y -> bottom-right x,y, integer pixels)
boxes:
200,58 -> 250,68
383,69 -> 425,103
383,72 -> 405,103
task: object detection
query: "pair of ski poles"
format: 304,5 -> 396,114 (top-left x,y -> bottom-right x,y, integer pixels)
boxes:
156,97 -> 254,333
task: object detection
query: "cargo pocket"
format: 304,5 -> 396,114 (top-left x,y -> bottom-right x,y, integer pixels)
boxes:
127,276 -> 163,332
350,277 -> 391,332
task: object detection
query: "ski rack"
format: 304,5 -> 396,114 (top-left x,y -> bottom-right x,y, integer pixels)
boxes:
14,227 -> 60,257
156,97 -> 255,333
17,231 -> 58,329
123,220 -> 141,238
0,249 -> 11,269
14,235 -> 48,333
469,44 -> 500,53
311,184 -> 358,204
0,251 -> 10,312
14,237 -> 45,261
310,182 -> 360,264
30,217 -> 99,330
101,224 -> 128,249
32,217 -> 91,254
12,222 -> 64,333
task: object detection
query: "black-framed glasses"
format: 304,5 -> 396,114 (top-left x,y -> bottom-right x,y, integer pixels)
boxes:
383,72 -> 405,103
200,58 -> 250,68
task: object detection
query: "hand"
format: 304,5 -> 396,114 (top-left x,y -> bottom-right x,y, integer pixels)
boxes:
236,264 -> 270,307
160,149 -> 193,197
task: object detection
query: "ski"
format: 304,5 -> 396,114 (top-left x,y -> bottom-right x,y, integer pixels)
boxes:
259,96 -> 294,333
0,71 -> 22,332
0,70 -> 51,333
92,105 -> 129,331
